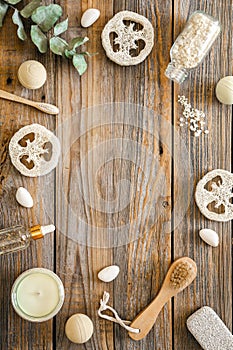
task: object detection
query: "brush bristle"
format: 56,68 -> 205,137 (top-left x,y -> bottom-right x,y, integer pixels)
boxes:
170,261 -> 195,289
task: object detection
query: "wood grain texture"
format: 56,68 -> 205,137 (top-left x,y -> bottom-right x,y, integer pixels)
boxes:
0,5 -> 56,350
173,1 -> 233,349
0,0 -> 232,349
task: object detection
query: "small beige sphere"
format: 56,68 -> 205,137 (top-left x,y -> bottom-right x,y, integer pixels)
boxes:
215,76 -> 233,105
18,60 -> 47,89
65,313 -> 94,344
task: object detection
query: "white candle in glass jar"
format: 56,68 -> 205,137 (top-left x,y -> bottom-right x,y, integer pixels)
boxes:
11,268 -> 65,322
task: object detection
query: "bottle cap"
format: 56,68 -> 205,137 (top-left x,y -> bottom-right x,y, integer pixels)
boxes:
30,224 -> 55,240
165,63 -> 187,84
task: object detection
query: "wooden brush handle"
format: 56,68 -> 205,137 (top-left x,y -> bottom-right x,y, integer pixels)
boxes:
129,292 -> 169,341
0,89 -> 59,115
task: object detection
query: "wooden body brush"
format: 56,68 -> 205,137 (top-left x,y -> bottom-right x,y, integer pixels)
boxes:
0,89 -> 59,115
129,257 -> 197,341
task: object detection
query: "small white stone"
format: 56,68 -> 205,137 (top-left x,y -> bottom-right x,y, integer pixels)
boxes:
98,265 -> 120,282
81,8 -> 100,28
199,228 -> 219,247
16,187 -> 33,208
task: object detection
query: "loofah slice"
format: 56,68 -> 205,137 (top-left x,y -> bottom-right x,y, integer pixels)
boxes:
195,169 -> 233,222
101,11 -> 154,66
9,123 -> 60,177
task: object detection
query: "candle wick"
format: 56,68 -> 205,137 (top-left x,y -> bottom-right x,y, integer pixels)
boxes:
32,291 -> 41,296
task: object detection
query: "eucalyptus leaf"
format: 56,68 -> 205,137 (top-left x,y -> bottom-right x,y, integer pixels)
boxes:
0,1 -> 8,27
72,54 -> 87,76
64,48 -> 75,59
20,0 -> 41,19
5,0 -> 22,4
69,36 -> 89,50
12,9 -> 27,40
49,36 -> 68,56
30,25 -> 47,53
54,17 -> 68,36
31,4 -> 62,32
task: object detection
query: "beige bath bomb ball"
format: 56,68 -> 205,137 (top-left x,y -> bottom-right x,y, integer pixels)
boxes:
18,60 -> 47,89
65,313 -> 94,344
215,76 -> 233,105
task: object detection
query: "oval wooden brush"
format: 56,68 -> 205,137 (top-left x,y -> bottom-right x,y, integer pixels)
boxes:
129,257 -> 197,341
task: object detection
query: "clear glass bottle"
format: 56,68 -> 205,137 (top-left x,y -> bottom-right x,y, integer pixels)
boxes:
165,11 -> 221,84
0,224 -> 55,255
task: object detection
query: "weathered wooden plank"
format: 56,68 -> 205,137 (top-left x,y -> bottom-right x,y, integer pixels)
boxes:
0,5 -> 56,349
55,0 -> 173,349
173,1 -> 233,349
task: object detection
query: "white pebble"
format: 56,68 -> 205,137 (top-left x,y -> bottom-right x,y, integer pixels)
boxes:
81,8 -> 100,28
98,265 -> 120,282
16,187 -> 33,208
199,228 -> 219,247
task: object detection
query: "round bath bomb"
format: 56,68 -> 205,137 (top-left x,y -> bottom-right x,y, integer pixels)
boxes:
65,313 -> 93,344
215,76 -> 233,105
18,60 -> 47,89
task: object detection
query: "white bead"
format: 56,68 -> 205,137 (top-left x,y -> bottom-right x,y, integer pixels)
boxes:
199,228 -> 219,247
16,187 -> 33,208
98,265 -> 120,282
81,8 -> 100,28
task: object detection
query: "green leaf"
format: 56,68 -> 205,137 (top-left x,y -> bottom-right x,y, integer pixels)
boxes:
30,25 -> 47,53
72,54 -> 87,76
0,1 -> 8,27
64,48 -> 75,58
5,0 -> 22,4
31,4 -> 62,32
69,36 -> 89,50
20,0 -> 41,19
49,36 -> 68,56
54,17 -> 68,36
12,9 -> 27,40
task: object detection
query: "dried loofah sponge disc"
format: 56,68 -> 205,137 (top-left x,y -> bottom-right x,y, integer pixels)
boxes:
195,169 -> 233,222
9,123 -> 60,177
101,11 -> 154,66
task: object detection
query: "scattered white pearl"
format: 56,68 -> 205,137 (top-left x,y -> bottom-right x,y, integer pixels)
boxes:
98,265 -> 120,282
199,228 -> 219,247
16,187 -> 33,208
81,8 -> 100,28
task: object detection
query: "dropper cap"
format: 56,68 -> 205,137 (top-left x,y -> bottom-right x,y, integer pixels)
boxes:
30,224 -> 55,240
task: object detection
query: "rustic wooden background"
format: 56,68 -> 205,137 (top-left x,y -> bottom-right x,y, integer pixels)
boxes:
0,0 -> 232,349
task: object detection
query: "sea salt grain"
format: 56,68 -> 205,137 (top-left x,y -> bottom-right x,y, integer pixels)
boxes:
177,95 -> 209,137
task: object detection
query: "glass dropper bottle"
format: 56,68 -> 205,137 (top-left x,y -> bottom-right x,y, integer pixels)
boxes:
0,224 -> 55,255
165,11 -> 221,83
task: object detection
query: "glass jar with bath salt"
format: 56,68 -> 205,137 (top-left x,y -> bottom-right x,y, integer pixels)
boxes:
165,11 -> 221,83
11,268 -> 65,322
0,224 -> 55,255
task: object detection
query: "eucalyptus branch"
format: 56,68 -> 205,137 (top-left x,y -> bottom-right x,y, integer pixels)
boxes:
0,0 -> 92,75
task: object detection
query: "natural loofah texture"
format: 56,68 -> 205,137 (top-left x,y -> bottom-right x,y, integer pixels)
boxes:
195,169 -> 233,222
101,11 -> 154,66
9,124 -> 61,177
